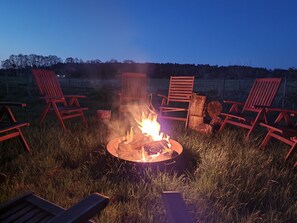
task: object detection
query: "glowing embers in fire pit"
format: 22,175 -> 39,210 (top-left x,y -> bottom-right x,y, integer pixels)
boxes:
106,112 -> 183,163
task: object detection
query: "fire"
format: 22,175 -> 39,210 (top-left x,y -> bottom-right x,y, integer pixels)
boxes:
115,110 -> 174,163
135,112 -> 170,142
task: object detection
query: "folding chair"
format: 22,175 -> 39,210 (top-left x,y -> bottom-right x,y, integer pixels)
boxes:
218,78 -> 282,140
0,102 -> 30,152
158,76 -> 195,127
32,69 -> 88,130
119,72 -> 154,119
260,108 -> 297,167
0,191 -> 109,223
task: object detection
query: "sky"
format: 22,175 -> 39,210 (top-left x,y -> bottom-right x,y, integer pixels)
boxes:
0,0 -> 296,69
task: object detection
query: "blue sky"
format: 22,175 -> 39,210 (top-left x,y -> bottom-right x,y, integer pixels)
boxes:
0,0 -> 296,69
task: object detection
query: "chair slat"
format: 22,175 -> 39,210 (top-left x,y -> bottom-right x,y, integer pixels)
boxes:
1,203 -> 35,223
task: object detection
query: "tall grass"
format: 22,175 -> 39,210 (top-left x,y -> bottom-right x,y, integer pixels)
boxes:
1,88 -> 297,222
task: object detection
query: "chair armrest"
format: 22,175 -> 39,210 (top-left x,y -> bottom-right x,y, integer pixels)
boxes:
157,94 -> 167,99
260,122 -> 284,133
222,100 -> 244,114
48,193 -> 109,223
64,95 -> 87,99
42,97 -> 65,103
157,94 -> 168,106
0,102 -> 27,107
223,100 -> 244,106
265,107 -> 297,114
262,107 -> 297,126
42,96 -> 64,100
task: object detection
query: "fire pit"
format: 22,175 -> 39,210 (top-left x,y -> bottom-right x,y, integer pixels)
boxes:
107,137 -> 183,163
106,111 -> 183,164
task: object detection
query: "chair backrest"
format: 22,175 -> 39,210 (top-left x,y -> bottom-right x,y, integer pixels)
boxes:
121,72 -> 147,104
167,76 -> 195,104
32,69 -> 65,103
243,78 -> 282,112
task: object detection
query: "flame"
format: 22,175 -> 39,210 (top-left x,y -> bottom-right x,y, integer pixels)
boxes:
136,112 -> 169,141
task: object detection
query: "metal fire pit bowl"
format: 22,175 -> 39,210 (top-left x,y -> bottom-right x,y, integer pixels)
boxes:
106,137 -> 183,164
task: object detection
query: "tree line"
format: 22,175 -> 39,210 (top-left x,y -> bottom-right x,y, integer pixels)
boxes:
1,53 -> 297,80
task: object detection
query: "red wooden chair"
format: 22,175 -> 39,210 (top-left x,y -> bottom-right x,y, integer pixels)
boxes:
0,102 -> 30,152
259,108 -> 297,167
218,78 -> 282,140
32,69 -> 88,130
119,72 -> 154,118
158,76 -> 195,127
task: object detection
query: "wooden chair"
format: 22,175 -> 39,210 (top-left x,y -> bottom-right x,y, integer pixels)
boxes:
218,78 -> 282,140
0,102 -> 30,152
259,108 -> 297,167
158,76 -> 195,127
32,69 -> 88,130
119,72 -> 154,118
162,191 -> 193,223
0,191 -> 109,223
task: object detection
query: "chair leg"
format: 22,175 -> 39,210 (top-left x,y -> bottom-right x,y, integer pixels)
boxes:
0,108 -> 5,121
259,129 -> 273,149
17,128 -> 30,152
218,117 -> 228,133
52,103 -> 66,130
80,111 -> 87,124
185,111 -> 190,128
245,112 -> 263,141
39,103 -> 51,127
285,143 -> 297,161
245,127 -> 254,141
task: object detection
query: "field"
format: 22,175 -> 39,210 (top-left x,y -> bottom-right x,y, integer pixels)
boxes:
0,76 -> 297,222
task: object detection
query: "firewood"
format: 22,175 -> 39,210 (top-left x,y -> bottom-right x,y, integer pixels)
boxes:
118,133 -> 149,151
143,140 -> 170,155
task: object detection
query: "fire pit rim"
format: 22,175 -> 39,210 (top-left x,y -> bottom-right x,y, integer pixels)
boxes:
106,137 -> 183,164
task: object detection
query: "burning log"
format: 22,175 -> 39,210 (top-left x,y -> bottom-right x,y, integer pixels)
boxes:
143,140 -> 170,155
117,134 -> 174,161
118,133 -> 149,151
118,133 -> 148,160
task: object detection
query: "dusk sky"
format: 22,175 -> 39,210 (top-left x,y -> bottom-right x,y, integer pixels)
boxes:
0,0 -> 296,69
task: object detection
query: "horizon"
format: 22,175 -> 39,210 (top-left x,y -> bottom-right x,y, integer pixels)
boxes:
0,0 -> 296,70
1,53 -> 296,71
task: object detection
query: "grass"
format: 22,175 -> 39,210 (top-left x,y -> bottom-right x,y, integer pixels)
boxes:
1,86 -> 297,223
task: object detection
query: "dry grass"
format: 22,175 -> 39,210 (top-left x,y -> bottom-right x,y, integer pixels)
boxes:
1,82 -> 297,222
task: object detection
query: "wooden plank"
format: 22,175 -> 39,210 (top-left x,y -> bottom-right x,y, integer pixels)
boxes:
47,193 -> 109,223
0,122 -> 28,133
25,195 -> 65,216
0,202 -> 28,220
28,212 -> 53,223
162,191 -> 193,223
14,208 -> 44,223
1,204 -> 35,223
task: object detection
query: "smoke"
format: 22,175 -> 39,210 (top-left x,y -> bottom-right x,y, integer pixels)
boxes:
106,103 -> 157,141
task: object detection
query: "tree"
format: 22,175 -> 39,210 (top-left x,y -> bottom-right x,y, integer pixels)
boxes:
123,59 -> 135,64
1,59 -> 14,70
